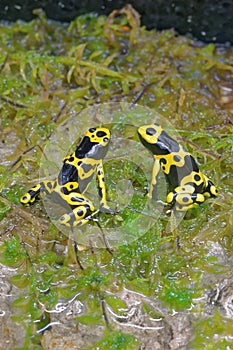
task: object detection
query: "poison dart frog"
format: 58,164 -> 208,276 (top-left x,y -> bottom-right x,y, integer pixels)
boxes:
20,127 -> 112,227
137,124 -> 218,211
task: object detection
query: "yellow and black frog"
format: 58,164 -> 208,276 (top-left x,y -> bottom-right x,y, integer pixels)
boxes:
20,127 -> 112,228
137,123 -> 218,211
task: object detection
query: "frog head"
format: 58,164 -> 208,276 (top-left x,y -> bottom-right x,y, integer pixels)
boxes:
75,127 -> 111,159
137,123 -> 177,155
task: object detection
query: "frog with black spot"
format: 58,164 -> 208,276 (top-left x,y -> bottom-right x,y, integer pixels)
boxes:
137,123 -> 218,211
20,127 -> 112,227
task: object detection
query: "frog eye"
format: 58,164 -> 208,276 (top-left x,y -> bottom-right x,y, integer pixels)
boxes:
146,127 -> 156,135
103,137 -> 109,142
96,130 -> 107,138
89,128 -> 96,133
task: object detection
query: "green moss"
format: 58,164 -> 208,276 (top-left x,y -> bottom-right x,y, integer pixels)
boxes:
162,287 -> 193,309
0,236 -> 27,266
89,331 -> 138,350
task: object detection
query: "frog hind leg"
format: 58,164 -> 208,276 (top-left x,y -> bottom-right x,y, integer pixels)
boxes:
20,180 -> 55,205
59,192 -> 113,254
60,207 -> 99,228
174,193 -> 205,211
203,176 -> 218,198
58,192 -> 97,228
167,185 -> 205,211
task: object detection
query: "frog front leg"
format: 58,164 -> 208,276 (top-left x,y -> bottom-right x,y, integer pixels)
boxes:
20,180 -> 56,205
59,192 -> 98,228
148,157 -> 160,199
96,161 -> 114,213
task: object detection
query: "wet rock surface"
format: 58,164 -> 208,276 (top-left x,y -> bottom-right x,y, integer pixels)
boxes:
1,254 -> 233,349
0,264 -> 25,350
205,277 -> 233,319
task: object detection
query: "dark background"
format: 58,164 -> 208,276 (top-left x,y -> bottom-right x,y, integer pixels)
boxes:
0,0 -> 232,44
